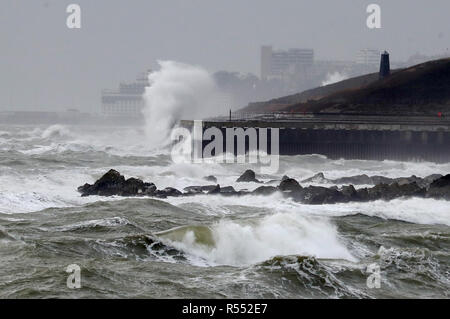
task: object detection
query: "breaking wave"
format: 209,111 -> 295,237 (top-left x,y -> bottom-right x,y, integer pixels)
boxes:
156,212 -> 355,266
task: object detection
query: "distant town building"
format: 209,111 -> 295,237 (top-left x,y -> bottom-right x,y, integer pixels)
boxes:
260,46 -> 314,80
101,71 -> 150,117
356,49 -> 380,65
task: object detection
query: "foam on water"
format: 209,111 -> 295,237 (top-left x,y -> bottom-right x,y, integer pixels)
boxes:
166,193 -> 450,226
157,212 -> 356,267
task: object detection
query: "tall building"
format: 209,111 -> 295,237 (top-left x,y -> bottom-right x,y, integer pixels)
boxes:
260,46 -> 314,80
101,71 -> 150,117
356,49 -> 380,65
260,46 -> 273,81
379,51 -> 391,79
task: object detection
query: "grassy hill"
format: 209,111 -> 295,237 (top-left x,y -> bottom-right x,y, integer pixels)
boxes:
240,58 -> 450,115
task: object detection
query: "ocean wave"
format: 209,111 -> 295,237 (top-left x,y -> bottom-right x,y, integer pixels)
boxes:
257,255 -> 368,298
155,212 -> 355,267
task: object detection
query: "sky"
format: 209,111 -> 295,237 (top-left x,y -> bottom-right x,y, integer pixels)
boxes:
0,0 -> 449,111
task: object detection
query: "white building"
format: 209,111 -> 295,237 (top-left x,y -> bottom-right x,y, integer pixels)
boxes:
356,49 -> 380,65
261,46 -> 314,80
101,71 -> 150,117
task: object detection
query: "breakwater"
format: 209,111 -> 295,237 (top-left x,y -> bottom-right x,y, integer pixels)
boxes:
180,113 -> 450,162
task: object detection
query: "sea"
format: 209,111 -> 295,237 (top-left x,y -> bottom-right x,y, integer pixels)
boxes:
0,124 -> 448,298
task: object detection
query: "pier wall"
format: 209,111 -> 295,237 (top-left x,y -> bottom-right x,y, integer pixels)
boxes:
181,115 -> 450,162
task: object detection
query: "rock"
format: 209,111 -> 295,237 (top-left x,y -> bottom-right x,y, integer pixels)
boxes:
368,182 -> 425,200
290,186 -> 345,204
422,174 -> 443,188
391,175 -> 422,187
143,183 -> 157,195
78,169 -> 449,203
82,169 -> 125,196
333,174 -> 373,185
203,175 -> 218,183
340,185 -> 359,202
183,186 -> 204,195
159,187 -> 182,197
279,178 -> 302,192
236,170 -> 261,183
121,177 -> 147,196
78,169 -> 138,196
368,183 -> 392,200
356,188 -> 370,201
201,185 -> 220,192
426,174 -> 450,199
370,176 -> 395,185
301,172 -> 330,184
281,175 -> 290,182
394,182 -> 426,198
207,185 -> 221,194
77,169 -> 158,197
252,186 -> 278,195
77,183 -> 92,197
220,186 -> 236,193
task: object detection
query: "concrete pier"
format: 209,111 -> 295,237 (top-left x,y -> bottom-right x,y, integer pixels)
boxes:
180,113 -> 450,162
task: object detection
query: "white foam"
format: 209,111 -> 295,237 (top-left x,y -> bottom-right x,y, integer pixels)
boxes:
166,193 -> 450,226
159,212 -> 355,267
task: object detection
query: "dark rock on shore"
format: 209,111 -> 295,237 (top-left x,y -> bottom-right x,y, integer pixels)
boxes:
277,176 -> 430,204
207,185 -> 221,194
159,187 -> 182,197
78,169 -> 450,204
252,186 -> 278,195
220,186 -> 237,194
77,169 -> 156,197
366,182 -> 425,201
279,178 -> 302,192
426,174 -> 450,200
183,186 -> 204,195
300,172 -> 442,187
301,173 -> 329,184
288,186 -> 346,204
236,170 -> 261,183
183,185 -> 219,194
334,174 -> 375,185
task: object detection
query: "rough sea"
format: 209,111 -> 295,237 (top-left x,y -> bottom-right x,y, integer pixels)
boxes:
0,124 -> 449,298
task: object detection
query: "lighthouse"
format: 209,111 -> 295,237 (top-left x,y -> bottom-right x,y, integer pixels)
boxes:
379,51 -> 391,79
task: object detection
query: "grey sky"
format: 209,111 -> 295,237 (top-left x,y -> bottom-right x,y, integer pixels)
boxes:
0,0 -> 449,111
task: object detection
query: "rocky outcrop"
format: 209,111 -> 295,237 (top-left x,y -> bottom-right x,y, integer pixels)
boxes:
288,186 -> 346,204
301,172 -> 442,187
77,169 -> 156,197
301,173 -> 330,184
236,170 -> 261,183
253,186 -> 278,195
426,174 -> 450,200
278,178 -> 302,192
78,169 -> 450,204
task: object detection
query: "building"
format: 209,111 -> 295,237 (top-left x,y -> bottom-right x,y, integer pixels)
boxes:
379,51 -> 391,79
260,46 -> 314,80
356,49 -> 380,65
101,71 -> 150,117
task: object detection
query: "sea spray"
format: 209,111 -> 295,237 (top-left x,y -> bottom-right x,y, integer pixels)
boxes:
322,72 -> 348,86
156,212 -> 356,266
143,61 -> 222,148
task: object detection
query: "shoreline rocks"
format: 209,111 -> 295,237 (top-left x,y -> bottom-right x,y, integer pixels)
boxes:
236,170 -> 261,183
78,169 -> 450,205
300,172 -> 442,188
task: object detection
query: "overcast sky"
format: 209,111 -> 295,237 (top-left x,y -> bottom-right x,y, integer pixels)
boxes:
0,0 -> 449,111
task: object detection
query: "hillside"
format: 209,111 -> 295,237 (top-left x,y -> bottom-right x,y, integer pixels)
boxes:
240,71 -> 382,112
240,58 -> 450,115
